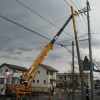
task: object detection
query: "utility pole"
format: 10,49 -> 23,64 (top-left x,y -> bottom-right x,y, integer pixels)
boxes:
72,41 -> 75,100
87,1 -> 95,100
71,6 -> 85,100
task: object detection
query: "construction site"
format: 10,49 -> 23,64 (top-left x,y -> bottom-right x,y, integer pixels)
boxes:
0,0 -> 100,100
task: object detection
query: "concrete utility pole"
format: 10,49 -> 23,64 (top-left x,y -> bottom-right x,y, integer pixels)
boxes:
71,6 -> 85,100
87,1 -> 95,100
72,41 -> 75,100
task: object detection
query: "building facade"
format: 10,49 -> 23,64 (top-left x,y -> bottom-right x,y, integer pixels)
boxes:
29,64 -> 58,91
0,63 -> 58,92
0,63 -> 27,85
56,73 -> 90,89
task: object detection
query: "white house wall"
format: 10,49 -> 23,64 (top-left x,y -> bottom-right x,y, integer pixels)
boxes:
0,65 -> 13,76
0,65 -> 24,84
32,65 -> 49,87
0,65 -> 13,84
30,65 -> 57,88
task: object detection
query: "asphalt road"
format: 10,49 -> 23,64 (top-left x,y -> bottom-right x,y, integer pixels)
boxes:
25,91 -> 100,100
1,90 -> 100,100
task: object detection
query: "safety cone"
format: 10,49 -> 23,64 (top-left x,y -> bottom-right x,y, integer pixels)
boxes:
58,94 -> 62,100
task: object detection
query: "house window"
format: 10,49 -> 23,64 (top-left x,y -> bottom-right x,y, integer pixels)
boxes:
13,70 -> 18,73
47,71 -> 49,75
44,80 -> 46,84
38,71 -> 40,74
37,80 -> 39,83
33,80 -> 35,83
5,69 -> 8,72
50,80 -> 53,84
0,78 -> 4,84
59,77 -> 63,79
50,71 -> 53,75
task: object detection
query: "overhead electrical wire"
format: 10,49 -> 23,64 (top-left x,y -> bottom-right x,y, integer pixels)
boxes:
0,14 -> 74,46
0,33 -> 35,46
1,14 -> 74,48
0,0 -> 87,71
69,0 -> 80,10
71,0 -> 90,57
78,15 -> 89,55
65,0 -> 100,61
0,14 -> 77,60
34,16 -> 70,32
62,0 -> 70,13
0,15 -> 51,42
0,16 -> 72,46
64,0 -> 71,7
0,45 -> 46,58
64,0 -> 100,71
77,2 -> 100,63
64,0 -> 89,59
0,0 -> 93,63
16,0 -> 73,38
89,11 -> 100,61
1,0 -> 89,47
82,10 -> 100,60
73,0 -> 82,9
0,0 -> 88,46
82,3 -> 100,61
70,0 -> 87,57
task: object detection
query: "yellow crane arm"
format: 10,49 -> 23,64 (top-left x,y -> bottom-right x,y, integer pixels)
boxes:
15,6 -> 79,100
24,43 -> 53,80
23,14 -> 72,86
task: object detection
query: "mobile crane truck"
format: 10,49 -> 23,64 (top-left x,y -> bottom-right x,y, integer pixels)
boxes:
5,6 -> 77,100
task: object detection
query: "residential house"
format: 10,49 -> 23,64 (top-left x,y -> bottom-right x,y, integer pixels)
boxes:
30,63 -> 58,91
0,63 -> 58,92
0,63 -> 27,85
56,72 -> 90,89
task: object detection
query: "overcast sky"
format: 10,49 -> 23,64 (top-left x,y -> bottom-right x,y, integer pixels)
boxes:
0,0 -> 100,78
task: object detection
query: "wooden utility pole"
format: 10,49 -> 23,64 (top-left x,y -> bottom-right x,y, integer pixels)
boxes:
71,6 -> 85,100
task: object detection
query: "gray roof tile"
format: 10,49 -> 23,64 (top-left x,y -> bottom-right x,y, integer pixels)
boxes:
40,64 -> 58,72
0,63 -> 27,71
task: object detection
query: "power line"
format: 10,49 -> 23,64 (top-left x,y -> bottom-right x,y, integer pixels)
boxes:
0,15 -> 71,46
0,14 -> 76,59
0,33 -> 34,46
16,0 -> 73,38
70,0 -> 80,10
64,0 -> 71,7
0,14 -> 51,43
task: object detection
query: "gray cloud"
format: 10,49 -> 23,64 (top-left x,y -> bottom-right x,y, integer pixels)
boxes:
6,48 -> 15,53
48,54 -> 63,60
14,52 -> 22,55
25,57 -> 34,62
1,55 -> 20,61
18,47 -> 32,51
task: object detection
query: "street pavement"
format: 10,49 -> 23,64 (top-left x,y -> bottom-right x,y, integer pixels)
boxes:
1,90 -> 100,100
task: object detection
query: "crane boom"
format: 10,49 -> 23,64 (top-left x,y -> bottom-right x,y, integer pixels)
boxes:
23,15 -> 72,82
15,5 -> 81,99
